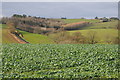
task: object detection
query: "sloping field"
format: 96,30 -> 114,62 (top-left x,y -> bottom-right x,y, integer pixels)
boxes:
62,19 -> 100,24
62,21 -> 88,27
62,21 -> 89,30
18,30 -> 55,44
1,24 -> 19,43
1,24 -> 55,44
69,29 -> 118,43
82,20 -> 118,29
62,19 -> 117,30
2,29 -> 19,43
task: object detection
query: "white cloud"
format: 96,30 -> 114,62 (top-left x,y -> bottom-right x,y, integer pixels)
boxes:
1,0 -> 120,2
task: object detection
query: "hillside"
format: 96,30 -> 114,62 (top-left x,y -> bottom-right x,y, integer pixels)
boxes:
82,20 -> 118,29
1,24 -> 55,44
1,15 -> 119,44
68,29 -> 118,44
62,19 -> 118,30
62,21 -> 89,30
62,19 -> 100,23
1,24 -> 20,43
18,30 -> 55,44
1,14 -> 65,34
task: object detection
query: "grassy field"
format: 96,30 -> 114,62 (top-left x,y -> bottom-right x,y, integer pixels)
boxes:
62,19 -> 100,24
82,20 -> 118,29
1,24 -> 55,44
2,44 -> 118,78
62,19 -> 118,30
68,29 -> 118,43
18,30 -> 55,44
1,24 -> 19,43
63,19 -> 118,43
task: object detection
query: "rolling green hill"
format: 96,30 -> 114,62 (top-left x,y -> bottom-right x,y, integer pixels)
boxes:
62,19 -> 117,30
18,30 -> 55,44
69,29 -> 118,43
1,19 -> 118,44
82,20 -> 118,29
1,24 -> 55,44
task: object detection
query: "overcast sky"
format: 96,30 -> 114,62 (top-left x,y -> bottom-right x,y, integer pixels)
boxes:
2,2 -> 118,19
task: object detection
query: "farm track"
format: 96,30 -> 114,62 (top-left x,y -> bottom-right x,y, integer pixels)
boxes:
2,24 -> 28,44
9,31 -> 28,44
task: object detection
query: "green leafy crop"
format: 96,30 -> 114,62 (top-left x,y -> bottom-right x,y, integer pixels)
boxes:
2,44 -> 118,78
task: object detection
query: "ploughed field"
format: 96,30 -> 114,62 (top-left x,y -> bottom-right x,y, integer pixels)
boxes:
2,44 -> 118,78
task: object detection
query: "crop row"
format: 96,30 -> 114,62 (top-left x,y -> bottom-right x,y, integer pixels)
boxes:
1,44 -> 119,78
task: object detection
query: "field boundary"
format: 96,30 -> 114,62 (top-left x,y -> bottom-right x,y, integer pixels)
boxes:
9,32 -> 28,44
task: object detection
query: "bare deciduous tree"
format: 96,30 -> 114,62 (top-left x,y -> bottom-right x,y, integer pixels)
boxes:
86,31 -> 98,44
72,32 -> 86,44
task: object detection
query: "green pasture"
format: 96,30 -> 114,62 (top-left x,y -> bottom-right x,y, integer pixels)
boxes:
18,30 -> 55,44
83,20 -> 118,29
69,29 -> 118,43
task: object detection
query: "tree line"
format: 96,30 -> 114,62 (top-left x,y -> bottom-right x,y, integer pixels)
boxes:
1,14 -> 65,34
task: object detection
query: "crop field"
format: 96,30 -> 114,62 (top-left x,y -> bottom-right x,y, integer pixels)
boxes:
2,44 -> 118,78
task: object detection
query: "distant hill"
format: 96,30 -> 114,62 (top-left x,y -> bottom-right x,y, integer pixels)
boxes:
62,19 -> 100,23
1,14 -> 119,44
